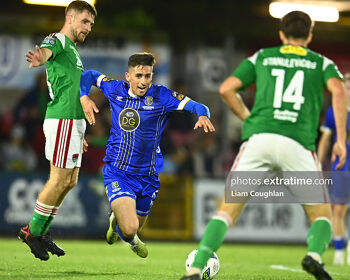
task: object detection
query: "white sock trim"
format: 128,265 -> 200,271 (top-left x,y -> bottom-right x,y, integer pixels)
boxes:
307,252 -> 322,263
37,200 -> 56,209
313,217 -> 332,229
213,211 -> 232,227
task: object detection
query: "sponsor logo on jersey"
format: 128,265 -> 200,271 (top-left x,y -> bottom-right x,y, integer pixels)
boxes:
280,45 -> 307,56
69,45 -> 83,71
119,108 -> 140,132
171,91 -> 185,101
116,96 -> 123,101
103,77 -> 114,82
42,34 -> 57,45
144,96 -> 153,105
72,153 -> 79,163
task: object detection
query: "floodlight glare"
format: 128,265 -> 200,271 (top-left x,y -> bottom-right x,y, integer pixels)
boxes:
269,2 -> 339,22
23,0 -> 96,7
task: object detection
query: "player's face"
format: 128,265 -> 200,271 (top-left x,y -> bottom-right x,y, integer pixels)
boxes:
126,65 -> 153,97
71,10 -> 94,43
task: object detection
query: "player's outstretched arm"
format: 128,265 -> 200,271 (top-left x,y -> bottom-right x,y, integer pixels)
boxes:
80,70 -> 101,125
183,100 -> 215,133
328,77 -> 347,169
194,116 -> 215,133
317,129 -> 332,165
25,45 -> 52,68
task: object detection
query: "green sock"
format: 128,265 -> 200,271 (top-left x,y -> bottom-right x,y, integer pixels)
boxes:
42,216 -> 55,235
29,212 -> 50,236
307,218 -> 332,256
192,218 -> 228,270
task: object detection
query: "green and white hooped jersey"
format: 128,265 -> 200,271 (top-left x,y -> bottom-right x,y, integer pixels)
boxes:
233,45 -> 343,151
40,33 -> 85,119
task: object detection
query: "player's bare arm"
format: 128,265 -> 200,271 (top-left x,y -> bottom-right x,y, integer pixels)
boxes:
25,45 -> 52,68
219,76 -> 250,121
328,77 -> 347,169
317,130 -> 332,164
193,116 -> 215,133
80,95 -> 99,125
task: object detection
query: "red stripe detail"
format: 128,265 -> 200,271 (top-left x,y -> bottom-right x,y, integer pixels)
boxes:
35,204 -> 53,211
53,119 -> 63,166
62,119 -> 73,168
311,151 -> 328,202
232,141 -> 248,171
35,207 -> 52,215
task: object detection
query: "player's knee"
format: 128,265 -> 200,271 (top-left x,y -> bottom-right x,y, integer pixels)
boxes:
120,222 -> 139,239
67,177 -> 78,190
333,206 -> 347,219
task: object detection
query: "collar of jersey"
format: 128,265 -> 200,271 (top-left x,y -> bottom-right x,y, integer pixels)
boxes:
128,88 -> 139,99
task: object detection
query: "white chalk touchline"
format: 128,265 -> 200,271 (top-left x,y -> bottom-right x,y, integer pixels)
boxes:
270,264 -> 350,276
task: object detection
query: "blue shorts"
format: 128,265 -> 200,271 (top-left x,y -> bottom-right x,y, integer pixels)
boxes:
103,163 -> 160,216
328,171 -> 350,204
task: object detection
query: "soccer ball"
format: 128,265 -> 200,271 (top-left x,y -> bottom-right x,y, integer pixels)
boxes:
185,249 -> 220,279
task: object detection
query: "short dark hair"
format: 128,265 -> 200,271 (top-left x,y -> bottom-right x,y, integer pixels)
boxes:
128,52 -> 156,69
66,0 -> 97,17
280,11 -> 312,39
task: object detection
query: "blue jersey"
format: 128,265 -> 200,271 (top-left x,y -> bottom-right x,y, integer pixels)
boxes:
96,74 -> 192,175
321,107 -> 350,171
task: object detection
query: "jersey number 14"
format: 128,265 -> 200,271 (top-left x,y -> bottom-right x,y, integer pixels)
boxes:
272,69 -> 305,110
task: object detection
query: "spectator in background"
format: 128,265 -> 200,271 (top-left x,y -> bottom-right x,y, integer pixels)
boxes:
318,72 -> 350,265
14,72 -> 49,170
0,124 -> 37,172
192,133 -> 221,178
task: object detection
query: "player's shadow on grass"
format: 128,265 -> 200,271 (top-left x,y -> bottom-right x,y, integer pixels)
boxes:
0,269 -> 134,279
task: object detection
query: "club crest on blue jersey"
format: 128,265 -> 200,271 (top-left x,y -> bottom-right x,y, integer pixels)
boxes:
171,91 -> 185,101
144,96 -> 153,105
119,108 -> 140,131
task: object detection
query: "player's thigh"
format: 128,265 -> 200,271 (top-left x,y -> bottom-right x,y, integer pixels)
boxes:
46,162 -> 76,187
43,119 -> 86,169
303,203 -> 332,222
135,175 -> 160,217
111,196 -> 138,228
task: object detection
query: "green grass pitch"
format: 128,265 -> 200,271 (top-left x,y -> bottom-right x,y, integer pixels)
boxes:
1,238 -> 350,280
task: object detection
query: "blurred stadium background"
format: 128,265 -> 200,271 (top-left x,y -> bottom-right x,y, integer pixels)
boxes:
1,0 -> 350,259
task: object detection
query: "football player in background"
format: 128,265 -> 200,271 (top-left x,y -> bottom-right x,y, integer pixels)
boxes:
182,11 -> 347,280
318,72 -> 350,265
80,52 -> 215,258
19,0 -> 97,261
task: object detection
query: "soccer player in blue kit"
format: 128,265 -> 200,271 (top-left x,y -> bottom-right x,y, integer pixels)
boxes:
80,52 -> 215,257
318,72 -> 350,265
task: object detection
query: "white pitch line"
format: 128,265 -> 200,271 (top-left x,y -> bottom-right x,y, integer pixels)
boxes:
270,264 -> 350,277
270,265 -> 303,273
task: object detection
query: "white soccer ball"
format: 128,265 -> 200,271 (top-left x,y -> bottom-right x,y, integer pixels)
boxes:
185,249 -> 220,279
